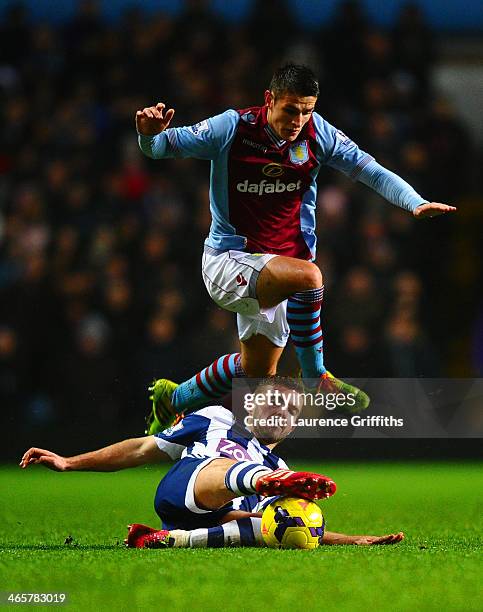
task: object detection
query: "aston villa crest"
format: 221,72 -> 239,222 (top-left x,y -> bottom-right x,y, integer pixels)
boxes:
289,140 -> 309,165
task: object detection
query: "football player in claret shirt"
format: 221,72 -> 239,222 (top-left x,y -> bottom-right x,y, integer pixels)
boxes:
135,64 -> 456,433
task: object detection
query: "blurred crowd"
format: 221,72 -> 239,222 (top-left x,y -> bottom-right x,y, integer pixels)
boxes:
0,0 -> 479,428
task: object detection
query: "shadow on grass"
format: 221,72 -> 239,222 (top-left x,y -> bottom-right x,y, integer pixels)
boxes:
1,544 -> 124,551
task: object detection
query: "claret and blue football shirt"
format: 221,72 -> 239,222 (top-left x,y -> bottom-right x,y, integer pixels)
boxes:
139,105 -> 426,260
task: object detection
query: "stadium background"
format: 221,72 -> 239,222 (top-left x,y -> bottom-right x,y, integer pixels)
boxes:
0,0 -> 482,459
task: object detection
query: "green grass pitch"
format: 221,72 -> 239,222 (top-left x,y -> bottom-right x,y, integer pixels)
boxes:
1,461 -> 482,611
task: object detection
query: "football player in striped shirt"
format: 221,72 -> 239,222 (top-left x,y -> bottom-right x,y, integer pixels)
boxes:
20,379 -> 404,549
136,64 -> 456,433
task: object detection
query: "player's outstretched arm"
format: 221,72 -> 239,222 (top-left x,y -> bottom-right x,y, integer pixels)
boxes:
413,202 -> 457,218
322,530 -> 404,545
135,102 -> 175,136
20,437 -> 171,472
355,158 -> 457,217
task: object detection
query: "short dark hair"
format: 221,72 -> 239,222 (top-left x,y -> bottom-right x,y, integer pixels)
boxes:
269,64 -> 319,98
254,375 -> 305,395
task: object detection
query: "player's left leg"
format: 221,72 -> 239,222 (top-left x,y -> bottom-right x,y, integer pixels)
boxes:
129,457 -> 337,550
125,515 -> 265,549
125,522 -> 405,549
146,338 -> 284,434
255,255 -> 326,378
256,257 -> 370,410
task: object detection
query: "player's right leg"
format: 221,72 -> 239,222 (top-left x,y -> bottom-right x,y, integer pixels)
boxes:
146,248 -> 367,434
125,521 -> 405,549
146,250 -> 286,433
152,457 -> 335,533
145,339 -> 284,434
126,455 -> 274,549
129,457 -> 335,549
194,458 -> 337,507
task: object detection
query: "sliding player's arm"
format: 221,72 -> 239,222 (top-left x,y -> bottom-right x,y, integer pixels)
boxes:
322,530 -> 404,545
315,113 -> 456,218
20,437 -> 173,472
20,410 -> 213,473
218,509 -> 404,545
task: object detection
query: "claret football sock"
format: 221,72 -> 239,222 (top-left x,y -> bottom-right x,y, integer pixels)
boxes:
172,353 -> 245,410
287,286 -> 326,378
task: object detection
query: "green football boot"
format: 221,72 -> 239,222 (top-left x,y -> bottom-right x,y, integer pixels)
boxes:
317,371 -> 370,413
145,378 -> 183,435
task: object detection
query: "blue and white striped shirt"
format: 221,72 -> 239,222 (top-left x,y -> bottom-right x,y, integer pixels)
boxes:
153,405 -> 288,471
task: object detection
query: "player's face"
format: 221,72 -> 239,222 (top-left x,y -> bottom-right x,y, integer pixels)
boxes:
265,91 -> 317,142
246,384 -> 303,444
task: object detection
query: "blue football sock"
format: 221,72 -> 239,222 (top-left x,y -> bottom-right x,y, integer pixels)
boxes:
287,286 -> 326,378
172,353 -> 244,411
188,518 -> 264,548
225,462 -> 272,496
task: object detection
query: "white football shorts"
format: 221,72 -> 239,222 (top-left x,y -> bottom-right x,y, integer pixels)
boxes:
201,247 -> 290,348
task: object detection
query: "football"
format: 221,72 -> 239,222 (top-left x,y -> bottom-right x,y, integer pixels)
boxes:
261,496 -> 325,550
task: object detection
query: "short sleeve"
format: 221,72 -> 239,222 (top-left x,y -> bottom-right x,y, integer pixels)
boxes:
154,413 -> 211,449
152,436 -> 185,461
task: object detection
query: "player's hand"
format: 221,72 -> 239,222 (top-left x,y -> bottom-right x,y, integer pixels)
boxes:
19,447 -> 69,472
352,532 -> 404,545
413,202 -> 457,219
135,102 -> 175,135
